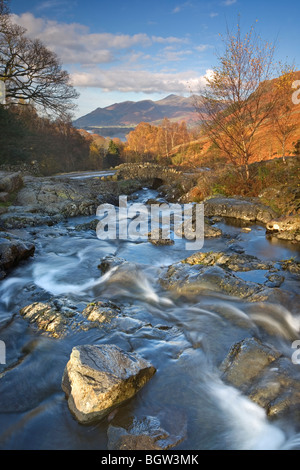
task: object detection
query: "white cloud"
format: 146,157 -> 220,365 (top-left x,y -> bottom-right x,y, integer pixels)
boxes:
194,44 -> 213,52
71,68 -> 211,95
11,13 -> 155,65
11,13 -> 189,67
152,35 -> 189,44
10,12 -> 211,99
172,2 -> 193,14
35,0 -> 73,11
222,0 -> 237,5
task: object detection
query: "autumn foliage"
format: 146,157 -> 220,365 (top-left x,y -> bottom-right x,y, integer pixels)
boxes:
125,118 -> 190,163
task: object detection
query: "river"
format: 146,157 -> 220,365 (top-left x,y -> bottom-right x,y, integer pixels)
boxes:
0,180 -> 299,450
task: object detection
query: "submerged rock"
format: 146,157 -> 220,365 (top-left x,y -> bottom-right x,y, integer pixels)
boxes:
107,408 -> 187,450
61,344 -> 156,424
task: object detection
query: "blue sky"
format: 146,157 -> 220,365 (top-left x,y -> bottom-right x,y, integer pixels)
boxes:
9,0 -> 300,118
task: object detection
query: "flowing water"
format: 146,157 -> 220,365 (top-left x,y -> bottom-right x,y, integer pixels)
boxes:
0,182 -> 300,450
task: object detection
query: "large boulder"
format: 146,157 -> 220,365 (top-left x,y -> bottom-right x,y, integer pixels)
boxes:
0,233 -> 35,279
61,344 -> 156,424
204,196 -> 277,225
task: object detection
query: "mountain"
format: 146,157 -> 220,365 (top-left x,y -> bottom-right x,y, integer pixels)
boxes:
73,94 -> 200,130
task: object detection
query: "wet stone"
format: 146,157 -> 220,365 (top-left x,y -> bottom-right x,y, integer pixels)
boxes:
182,251 -> 273,272
61,344 -> 156,424
220,337 -> 300,421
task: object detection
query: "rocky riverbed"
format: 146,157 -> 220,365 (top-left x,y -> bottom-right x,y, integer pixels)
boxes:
0,167 -> 299,450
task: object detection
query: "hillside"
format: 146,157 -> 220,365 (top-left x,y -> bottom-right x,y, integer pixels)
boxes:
171,71 -> 300,166
73,94 -> 200,130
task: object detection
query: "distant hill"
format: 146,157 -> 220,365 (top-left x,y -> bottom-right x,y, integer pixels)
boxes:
73,94 -> 200,132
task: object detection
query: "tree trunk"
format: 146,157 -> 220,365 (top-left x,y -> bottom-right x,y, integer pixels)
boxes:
245,163 -> 250,180
282,139 -> 287,164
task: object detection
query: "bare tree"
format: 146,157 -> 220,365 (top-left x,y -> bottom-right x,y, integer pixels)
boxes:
271,64 -> 298,163
0,0 -> 10,16
194,21 -> 278,180
0,10 -> 78,118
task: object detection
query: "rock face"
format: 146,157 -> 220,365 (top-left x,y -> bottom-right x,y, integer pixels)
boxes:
0,174 -> 144,229
0,233 -> 35,279
204,196 -> 277,224
220,337 -> 300,420
61,344 -> 156,424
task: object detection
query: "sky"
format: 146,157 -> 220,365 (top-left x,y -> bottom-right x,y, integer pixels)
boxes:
9,0 -> 300,119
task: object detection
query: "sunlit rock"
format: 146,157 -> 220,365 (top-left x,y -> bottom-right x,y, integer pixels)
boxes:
266,215 -> 300,242
61,344 -> 156,424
